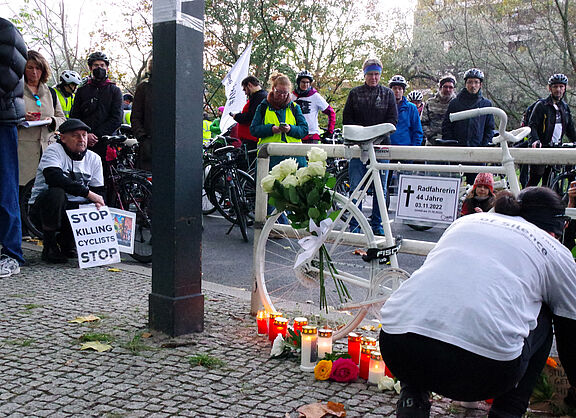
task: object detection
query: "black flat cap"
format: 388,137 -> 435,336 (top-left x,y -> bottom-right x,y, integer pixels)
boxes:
59,118 -> 91,133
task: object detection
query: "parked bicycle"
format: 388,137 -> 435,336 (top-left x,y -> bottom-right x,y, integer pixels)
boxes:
255,107 -> 529,340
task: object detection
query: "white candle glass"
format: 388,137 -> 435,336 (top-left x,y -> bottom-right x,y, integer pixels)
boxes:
368,351 -> 385,384
317,329 -> 333,360
300,325 -> 318,372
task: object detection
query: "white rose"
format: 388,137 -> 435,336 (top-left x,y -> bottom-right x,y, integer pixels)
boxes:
270,158 -> 298,180
296,167 -> 311,185
270,335 -> 285,357
281,174 -> 299,188
307,147 -> 327,163
307,161 -> 326,177
377,376 -> 395,391
261,175 -> 276,193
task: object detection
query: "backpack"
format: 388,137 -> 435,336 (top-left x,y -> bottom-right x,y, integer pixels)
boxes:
48,86 -> 57,109
521,98 -> 544,127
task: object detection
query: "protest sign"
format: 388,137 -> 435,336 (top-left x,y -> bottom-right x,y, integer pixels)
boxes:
109,208 -> 136,254
66,206 -> 121,268
396,174 -> 461,224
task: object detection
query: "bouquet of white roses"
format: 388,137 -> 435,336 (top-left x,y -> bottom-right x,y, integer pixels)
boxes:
261,147 -> 350,311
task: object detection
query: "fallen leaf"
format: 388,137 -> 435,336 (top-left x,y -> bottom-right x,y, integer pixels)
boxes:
65,359 -> 74,366
68,314 -> 101,323
325,402 -> 346,417
80,341 -> 112,352
107,268 -> 122,272
141,332 -> 152,339
546,357 -> 558,368
297,402 -> 346,418
352,249 -> 367,257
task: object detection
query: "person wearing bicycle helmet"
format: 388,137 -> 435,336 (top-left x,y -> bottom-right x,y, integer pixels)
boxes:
53,70 -> 82,118
291,70 -> 335,144
70,51 -> 123,165
380,186 -> 576,418
342,58 -> 397,236
29,118 -> 105,263
526,73 -> 576,187
421,74 -> 456,145
407,90 -> 424,116
389,75 -> 423,147
442,68 -> 494,185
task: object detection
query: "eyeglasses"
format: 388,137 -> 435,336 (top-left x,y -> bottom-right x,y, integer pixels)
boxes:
441,85 -> 454,89
555,214 -> 572,227
275,90 -> 290,96
33,94 -> 41,107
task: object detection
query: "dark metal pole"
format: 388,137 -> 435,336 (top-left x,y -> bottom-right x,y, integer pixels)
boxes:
149,0 -> 205,336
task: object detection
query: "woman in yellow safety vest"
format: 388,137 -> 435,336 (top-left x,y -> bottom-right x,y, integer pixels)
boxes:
250,72 -> 308,167
202,112 -> 212,141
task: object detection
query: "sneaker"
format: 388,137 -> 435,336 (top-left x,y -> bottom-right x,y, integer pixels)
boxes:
396,386 -> 431,418
0,255 -> 21,278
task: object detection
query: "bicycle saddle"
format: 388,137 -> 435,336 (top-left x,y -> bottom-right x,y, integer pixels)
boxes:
342,123 -> 396,142
434,138 -> 460,146
213,145 -> 236,156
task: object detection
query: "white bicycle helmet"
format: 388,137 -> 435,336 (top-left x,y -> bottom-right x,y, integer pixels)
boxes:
388,75 -> 408,89
548,73 -> 568,86
60,70 -> 82,85
407,90 -> 423,102
464,68 -> 484,82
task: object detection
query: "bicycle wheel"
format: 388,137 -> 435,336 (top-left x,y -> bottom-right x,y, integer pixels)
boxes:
255,193 -> 403,340
202,162 -> 218,215
551,173 -> 575,200
229,181 -> 249,242
208,168 -> 255,224
118,175 -> 152,263
19,178 -> 43,239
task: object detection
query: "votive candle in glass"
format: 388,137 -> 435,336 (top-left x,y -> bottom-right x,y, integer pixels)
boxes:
268,312 -> 282,341
362,336 -> 377,348
300,325 -> 318,372
317,329 -> 333,360
274,317 -> 289,339
348,332 -> 362,365
293,317 -> 308,334
256,310 -> 268,335
359,345 -> 375,380
368,351 -> 385,384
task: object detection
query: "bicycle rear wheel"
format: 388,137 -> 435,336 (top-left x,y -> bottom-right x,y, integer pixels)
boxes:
255,193 -> 404,340
118,175 -> 152,263
551,173 -> 575,201
230,181 -> 249,242
208,168 -> 255,225
202,162 -> 218,215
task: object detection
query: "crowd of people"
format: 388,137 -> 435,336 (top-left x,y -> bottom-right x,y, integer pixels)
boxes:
2,17 -> 576,417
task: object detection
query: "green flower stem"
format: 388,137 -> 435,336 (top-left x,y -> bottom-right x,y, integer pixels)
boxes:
318,244 -> 350,313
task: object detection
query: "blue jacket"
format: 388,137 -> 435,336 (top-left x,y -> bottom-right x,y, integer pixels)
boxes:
250,100 -> 308,140
390,97 -> 423,146
442,88 -> 495,147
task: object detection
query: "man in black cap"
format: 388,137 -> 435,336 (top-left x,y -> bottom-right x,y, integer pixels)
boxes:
29,118 -> 105,263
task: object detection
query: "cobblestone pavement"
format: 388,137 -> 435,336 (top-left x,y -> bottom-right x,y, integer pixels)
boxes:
0,248 -> 554,417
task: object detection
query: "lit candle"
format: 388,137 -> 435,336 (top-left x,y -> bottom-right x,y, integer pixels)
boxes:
274,317 -> 289,339
368,351 -> 385,384
362,336 -> 377,348
359,345 -> 375,380
317,329 -> 333,360
293,317 -> 308,334
300,325 -> 318,372
348,333 -> 362,365
256,310 -> 268,335
268,312 -> 282,342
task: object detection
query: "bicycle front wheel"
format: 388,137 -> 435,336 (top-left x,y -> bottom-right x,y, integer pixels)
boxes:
551,173 -> 575,201
230,181 -> 249,242
20,178 -> 44,239
118,175 -> 152,263
255,193 -> 385,340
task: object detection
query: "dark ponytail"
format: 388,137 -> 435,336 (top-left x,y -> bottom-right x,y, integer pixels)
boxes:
494,190 -> 522,216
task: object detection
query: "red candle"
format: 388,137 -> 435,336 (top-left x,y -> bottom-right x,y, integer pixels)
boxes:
293,317 -> 308,334
274,317 -> 289,339
362,336 -> 377,348
348,332 -> 362,365
256,310 -> 268,335
268,312 -> 282,341
359,345 -> 375,380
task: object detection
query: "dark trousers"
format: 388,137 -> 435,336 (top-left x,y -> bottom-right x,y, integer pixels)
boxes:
527,164 -> 552,187
380,306 -> 553,415
31,188 -> 80,249
0,125 -> 24,263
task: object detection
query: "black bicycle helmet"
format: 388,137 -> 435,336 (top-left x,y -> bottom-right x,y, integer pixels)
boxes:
87,51 -> 110,67
296,70 -> 314,85
464,68 -> 484,82
548,73 -> 568,86
388,75 -> 408,89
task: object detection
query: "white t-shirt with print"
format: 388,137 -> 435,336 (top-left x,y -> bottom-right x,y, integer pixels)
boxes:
380,212 -> 576,361
292,92 -> 330,136
30,142 -> 104,204
552,104 -> 563,145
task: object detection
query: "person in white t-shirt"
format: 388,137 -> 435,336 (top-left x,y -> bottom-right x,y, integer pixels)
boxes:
29,118 -> 105,264
379,187 -> 576,418
291,70 -> 335,144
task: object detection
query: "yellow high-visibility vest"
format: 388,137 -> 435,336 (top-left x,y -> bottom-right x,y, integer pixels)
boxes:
258,104 -> 301,145
54,88 -> 74,118
203,120 -> 212,140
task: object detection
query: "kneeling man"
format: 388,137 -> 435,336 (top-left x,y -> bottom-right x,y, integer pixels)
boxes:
29,119 -> 105,263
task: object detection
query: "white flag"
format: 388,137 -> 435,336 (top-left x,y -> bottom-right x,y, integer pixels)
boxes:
219,42 -> 253,134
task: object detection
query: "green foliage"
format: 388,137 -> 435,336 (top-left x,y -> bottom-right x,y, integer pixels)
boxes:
121,332 -> 155,355
78,333 -> 114,343
188,353 -> 226,369
322,351 -> 351,361
531,372 -> 555,403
